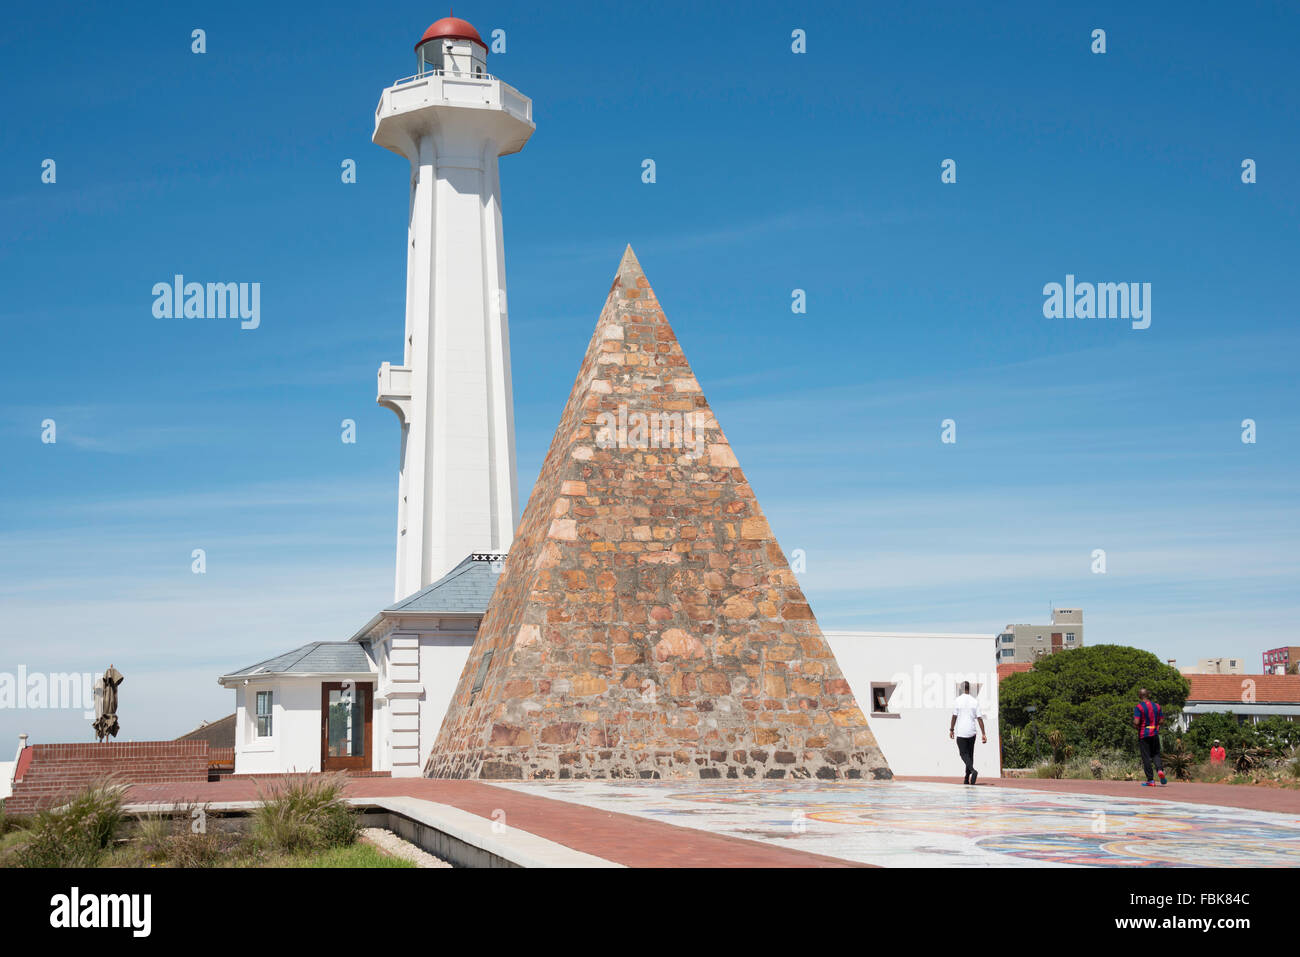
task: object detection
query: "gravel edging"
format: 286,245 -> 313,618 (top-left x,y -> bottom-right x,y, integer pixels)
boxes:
359,826 -> 453,868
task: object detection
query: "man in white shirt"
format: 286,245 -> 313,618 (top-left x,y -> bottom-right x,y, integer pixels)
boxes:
949,681 -> 987,785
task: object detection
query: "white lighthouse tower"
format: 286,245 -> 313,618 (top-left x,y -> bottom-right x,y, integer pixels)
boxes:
373,16 -> 534,600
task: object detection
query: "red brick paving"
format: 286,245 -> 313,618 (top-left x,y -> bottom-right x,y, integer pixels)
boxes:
900,776 -> 1300,814
124,776 -> 864,868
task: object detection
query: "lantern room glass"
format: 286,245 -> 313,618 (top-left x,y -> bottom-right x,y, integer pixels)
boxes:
417,42 -> 443,76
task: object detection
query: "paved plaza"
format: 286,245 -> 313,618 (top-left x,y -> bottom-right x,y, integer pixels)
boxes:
498,779 -> 1300,867
123,775 -> 1300,867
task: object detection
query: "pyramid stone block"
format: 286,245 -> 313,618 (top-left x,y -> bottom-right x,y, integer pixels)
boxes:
425,247 -> 891,782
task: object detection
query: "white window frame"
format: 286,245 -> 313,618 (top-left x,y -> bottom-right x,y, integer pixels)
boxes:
255,689 -> 274,738
868,682 -> 899,718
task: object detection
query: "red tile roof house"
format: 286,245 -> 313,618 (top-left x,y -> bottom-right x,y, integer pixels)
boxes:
1175,674 -> 1300,731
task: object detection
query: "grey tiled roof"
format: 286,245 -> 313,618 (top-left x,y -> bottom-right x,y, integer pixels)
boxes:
386,552 -> 505,615
223,642 -> 374,678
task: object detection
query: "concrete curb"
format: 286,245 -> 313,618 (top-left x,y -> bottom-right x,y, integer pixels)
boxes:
367,795 -> 621,868
121,795 -> 623,869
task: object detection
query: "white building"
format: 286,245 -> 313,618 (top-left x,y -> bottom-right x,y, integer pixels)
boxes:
373,16 -> 532,601
827,632 -> 1001,778
0,734 -> 24,801
219,555 -> 501,775
218,16 -> 531,777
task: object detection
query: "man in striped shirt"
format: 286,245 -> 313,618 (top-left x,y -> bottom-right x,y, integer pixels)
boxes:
1133,688 -> 1167,787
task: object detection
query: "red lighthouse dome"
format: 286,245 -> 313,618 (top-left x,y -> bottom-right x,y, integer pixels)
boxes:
415,16 -> 487,52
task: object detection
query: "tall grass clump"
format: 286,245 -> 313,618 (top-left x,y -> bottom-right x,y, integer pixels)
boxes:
252,775 -> 357,853
15,781 -> 126,868
1194,760 -> 1232,783
128,804 -> 226,867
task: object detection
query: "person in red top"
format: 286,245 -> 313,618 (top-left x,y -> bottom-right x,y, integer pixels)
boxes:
1133,688 -> 1167,786
1210,740 -> 1227,764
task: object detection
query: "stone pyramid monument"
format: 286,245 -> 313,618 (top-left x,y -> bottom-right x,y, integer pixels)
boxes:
425,248 -> 891,781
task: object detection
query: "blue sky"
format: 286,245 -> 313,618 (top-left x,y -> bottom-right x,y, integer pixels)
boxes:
1,1 -> 1297,742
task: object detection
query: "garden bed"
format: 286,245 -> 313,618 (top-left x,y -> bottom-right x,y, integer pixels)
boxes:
0,774 -> 451,868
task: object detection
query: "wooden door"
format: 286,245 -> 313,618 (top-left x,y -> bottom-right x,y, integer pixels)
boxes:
320,682 -> 373,771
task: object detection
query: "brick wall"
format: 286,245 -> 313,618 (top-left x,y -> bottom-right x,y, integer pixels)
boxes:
4,741 -> 210,815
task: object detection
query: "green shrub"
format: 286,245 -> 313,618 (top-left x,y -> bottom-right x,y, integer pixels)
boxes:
1184,712 -> 1254,756
999,726 -> 1034,768
1233,746 -> 1270,774
1045,729 -> 1075,764
1255,716 -> 1300,753
1162,738 -> 1196,781
1034,763 -> 1065,779
15,781 -> 126,868
252,775 -> 357,853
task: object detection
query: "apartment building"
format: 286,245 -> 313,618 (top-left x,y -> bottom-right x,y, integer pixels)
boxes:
1262,646 -> 1300,675
995,608 -> 1083,664
1181,657 -> 1246,675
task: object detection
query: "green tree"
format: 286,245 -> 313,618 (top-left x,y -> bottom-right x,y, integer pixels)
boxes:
1000,645 -> 1189,756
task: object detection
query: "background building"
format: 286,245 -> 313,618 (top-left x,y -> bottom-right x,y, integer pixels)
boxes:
1180,657 -> 1246,675
1262,646 -> 1300,674
1175,674 -> 1300,730
995,608 -> 1083,664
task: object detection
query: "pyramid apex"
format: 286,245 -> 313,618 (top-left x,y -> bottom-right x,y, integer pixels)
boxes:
616,244 -> 643,279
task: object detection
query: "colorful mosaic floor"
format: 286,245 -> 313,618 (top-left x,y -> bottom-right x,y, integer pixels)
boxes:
499,780 -> 1300,867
